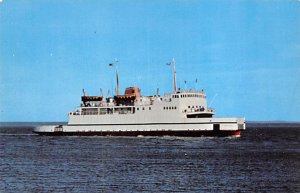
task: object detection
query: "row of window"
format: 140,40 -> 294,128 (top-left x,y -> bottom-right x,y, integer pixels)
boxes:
188,105 -> 203,109
163,106 -> 177,110
136,107 -> 151,111
172,94 -> 206,98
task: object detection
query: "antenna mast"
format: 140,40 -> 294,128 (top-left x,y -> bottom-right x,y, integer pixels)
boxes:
115,59 -> 120,95
167,58 -> 177,93
172,58 -> 177,93
109,59 -> 120,95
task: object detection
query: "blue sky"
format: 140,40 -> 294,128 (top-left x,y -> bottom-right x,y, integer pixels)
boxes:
0,0 -> 299,122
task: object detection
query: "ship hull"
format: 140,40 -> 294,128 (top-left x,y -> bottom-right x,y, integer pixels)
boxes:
33,120 -> 245,137
33,129 -> 241,137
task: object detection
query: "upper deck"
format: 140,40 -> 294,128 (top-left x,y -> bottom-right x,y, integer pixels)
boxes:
70,87 -> 214,119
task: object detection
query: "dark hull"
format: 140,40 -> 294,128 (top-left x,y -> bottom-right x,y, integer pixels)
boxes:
33,130 -> 241,137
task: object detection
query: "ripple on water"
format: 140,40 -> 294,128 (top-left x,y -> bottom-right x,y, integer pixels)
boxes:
1,126 -> 299,192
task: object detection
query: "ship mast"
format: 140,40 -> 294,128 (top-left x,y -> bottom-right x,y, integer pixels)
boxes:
173,58 -> 177,93
109,59 -> 120,95
167,58 -> 177,93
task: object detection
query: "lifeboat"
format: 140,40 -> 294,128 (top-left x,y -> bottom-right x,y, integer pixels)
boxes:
81,96 -> 103,102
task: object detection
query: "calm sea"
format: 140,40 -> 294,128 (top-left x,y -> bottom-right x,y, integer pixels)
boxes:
1,122 -> 299,192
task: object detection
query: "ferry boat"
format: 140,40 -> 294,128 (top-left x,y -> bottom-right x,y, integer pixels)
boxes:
33,60 -> 245,137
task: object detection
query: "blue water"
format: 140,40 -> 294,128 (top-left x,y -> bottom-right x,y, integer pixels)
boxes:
0,122 -> 299,192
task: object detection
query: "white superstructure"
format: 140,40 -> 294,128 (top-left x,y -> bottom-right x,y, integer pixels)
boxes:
34,60 -> 245,137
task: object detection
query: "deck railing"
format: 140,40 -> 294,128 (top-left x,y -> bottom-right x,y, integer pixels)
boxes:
70,106 -> 136,116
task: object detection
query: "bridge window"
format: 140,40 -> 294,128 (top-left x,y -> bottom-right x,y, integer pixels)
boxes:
187,114 -> 213,118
